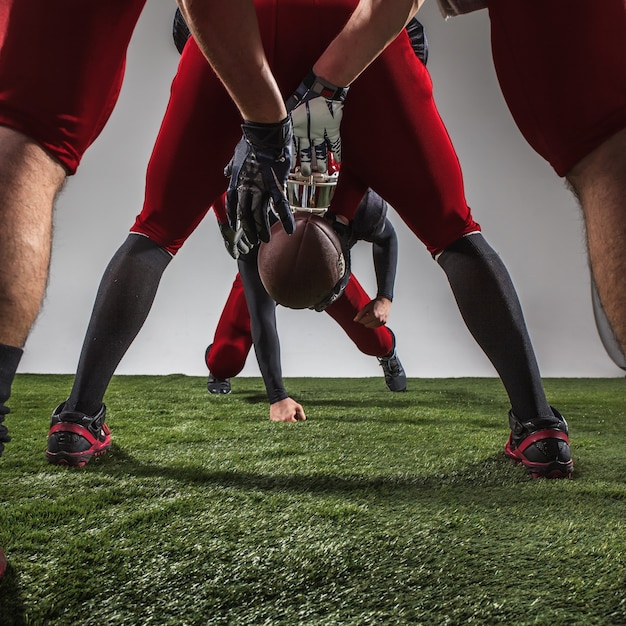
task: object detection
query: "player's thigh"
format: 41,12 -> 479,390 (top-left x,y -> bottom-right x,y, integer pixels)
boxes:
341,35 -> 478,254
0,0 -> 147,173
488,0 -> 626,176
133,40 -> 243,254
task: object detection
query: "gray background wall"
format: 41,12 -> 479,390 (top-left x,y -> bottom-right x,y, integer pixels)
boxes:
18,1 -> 623,379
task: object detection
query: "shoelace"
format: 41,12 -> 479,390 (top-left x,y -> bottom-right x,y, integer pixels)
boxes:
379,353 -> 401,375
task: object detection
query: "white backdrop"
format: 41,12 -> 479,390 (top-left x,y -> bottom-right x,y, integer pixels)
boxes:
18,1 -> 623,379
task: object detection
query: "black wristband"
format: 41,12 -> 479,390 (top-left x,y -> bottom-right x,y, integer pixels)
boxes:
241,117 -> 292,158
301,70 -> 349,102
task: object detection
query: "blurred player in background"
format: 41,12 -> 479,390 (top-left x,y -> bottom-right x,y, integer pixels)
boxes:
193,11 -> 427,402
206,189 -> 407,422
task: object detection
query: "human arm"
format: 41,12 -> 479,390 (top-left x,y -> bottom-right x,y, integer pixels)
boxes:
237,251 -> 306,422
353,218 -> 398,327
289,0 -> 423,175
176,0 -> 286,123
370,217 -> 398,304
178,0 -> 422,121
312,0 -> 424,87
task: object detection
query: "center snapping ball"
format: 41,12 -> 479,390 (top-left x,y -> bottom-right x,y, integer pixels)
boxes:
257,212 -> 346,309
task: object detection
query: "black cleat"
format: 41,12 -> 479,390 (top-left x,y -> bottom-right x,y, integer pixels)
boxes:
504,407 -> 573,479
46,402 -> 111,467
207,374 -> 231,395
205,344 -> 232,394
377,333 -> 407,392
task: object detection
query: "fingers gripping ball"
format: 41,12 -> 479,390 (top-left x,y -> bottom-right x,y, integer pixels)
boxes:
258,212 -> 347,309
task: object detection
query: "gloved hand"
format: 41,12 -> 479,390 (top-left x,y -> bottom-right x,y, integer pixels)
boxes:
286,70 -> 348,176
219,222 -> 253,260
225,117 -> 295,245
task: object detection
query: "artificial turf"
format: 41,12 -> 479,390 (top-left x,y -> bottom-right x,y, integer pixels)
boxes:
0,375 -> 624,625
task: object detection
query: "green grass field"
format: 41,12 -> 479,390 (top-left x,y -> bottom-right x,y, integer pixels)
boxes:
1,374 -> 625,625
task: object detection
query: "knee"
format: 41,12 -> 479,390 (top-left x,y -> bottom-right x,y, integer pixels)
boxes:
567,127 -> 626,194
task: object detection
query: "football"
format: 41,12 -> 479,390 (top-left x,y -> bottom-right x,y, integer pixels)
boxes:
257,212 -> 346,309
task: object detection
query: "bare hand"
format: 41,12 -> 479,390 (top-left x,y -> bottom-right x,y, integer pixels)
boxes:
269,397 -> 307,422
353,297 -> 391,328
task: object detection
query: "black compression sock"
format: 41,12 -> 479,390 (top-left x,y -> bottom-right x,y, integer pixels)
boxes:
437,233 -> 553,422
65,234 -> 171,416
0,343 -> 23,455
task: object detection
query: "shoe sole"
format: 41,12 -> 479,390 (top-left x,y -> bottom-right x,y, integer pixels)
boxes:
207,386 -> 231,395
46,445 -> 110,467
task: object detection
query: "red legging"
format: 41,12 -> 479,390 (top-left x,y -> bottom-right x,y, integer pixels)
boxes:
0,0 -> 147,173
206,273 -> 393,380
131,0 -> 479,257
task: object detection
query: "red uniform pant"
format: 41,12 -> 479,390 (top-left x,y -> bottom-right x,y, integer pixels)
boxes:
132,0 -> 479,256
207,273 -> 394,380
0,0 -> 147,173
488,0 -> 626,176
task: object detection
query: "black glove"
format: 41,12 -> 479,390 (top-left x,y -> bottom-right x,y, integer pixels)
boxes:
0,410 -> 10,457
219,222 -> 253,260
225,117 -> 294,245
286,70 -> 348,176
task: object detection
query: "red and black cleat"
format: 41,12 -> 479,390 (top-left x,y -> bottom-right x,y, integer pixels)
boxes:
46,403 -> 111,467
504,407 -> 573,479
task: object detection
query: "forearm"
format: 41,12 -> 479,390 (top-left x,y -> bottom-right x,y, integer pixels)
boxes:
313,0 -> 424,86
372,220 -> 398,301
237,256 -> 288,404
177,0 -> 286,123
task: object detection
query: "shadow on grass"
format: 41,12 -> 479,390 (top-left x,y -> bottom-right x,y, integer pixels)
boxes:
255,389 -> 507,417
91,444 -> 537,501
0,562 -> 27,626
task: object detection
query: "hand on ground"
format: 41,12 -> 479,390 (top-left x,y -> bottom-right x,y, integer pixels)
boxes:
270,397 -> 306,422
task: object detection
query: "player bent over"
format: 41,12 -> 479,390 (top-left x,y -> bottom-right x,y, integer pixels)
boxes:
47,0 -> 571,479
205,189 -> 407,416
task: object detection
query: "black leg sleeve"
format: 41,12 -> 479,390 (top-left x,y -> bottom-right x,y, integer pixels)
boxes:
238,251 -> 288,404
437,233 -> 552,422
0,343 -> 23,455
65,234 -> 172,415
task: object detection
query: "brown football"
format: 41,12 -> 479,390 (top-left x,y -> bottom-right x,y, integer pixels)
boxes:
257,212 -> 345,309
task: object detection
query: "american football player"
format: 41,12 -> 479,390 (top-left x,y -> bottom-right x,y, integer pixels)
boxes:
435,0 -> 626,373
176,8 -> 428,402
206,189 -> 406,421
0,0 -> 423,457
47,0 -> 571,480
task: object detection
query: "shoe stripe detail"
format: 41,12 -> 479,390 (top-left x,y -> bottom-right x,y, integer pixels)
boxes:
48,422 -> 101,446
515,429 -> 570,454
